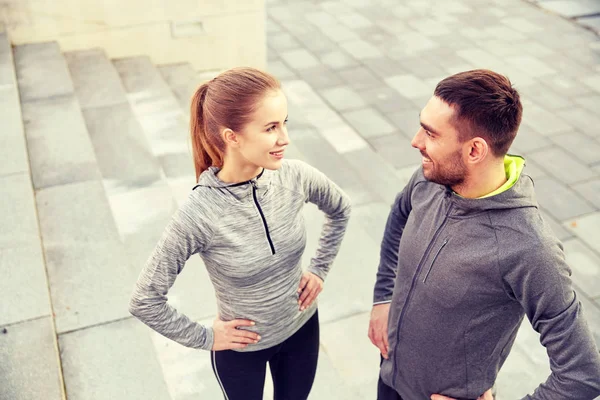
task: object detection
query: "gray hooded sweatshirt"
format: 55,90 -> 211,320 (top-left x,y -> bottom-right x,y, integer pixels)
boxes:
375,160 -> 600,400
129,159 -> 351,351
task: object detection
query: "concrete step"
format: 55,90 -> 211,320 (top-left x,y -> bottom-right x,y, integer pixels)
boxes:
0,25 -> 29,178
157,63 -> 219,115
59,318 -> 171,400
157,62 -> 197,112
1,28 -> 64,400
14,42 -> 101,190
111,55 -> 216,320
113,56 -> 194,181
0,317 -> 64,400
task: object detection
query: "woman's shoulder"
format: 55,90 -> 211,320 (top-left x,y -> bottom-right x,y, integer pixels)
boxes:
178,185 -> 228,225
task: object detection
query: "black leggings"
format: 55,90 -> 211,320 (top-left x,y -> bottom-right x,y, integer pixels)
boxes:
211,311 -> 320,400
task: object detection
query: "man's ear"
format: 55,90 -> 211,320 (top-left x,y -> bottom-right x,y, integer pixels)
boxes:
466,137 -> 489,165
222,128 -> 239,148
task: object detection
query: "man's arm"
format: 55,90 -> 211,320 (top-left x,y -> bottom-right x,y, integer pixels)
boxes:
503,238 -> 600,399
369,169 -> 420,357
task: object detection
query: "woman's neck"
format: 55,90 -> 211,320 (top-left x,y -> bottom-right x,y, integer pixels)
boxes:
217,161 -> 263,184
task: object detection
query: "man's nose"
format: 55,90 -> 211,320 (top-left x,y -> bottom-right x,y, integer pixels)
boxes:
411,128 -> 423,149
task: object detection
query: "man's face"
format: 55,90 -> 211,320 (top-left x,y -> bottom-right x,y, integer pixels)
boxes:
411,96 -> 467,187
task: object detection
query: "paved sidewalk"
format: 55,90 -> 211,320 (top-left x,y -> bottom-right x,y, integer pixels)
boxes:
265,0 -> 600,398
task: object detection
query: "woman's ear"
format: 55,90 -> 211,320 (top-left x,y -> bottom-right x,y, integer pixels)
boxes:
222,128 -> 240,148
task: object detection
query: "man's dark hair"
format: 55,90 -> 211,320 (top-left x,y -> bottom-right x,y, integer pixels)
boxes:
434,69 -> 523,157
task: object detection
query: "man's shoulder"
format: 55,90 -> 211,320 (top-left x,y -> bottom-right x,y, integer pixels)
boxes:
491,207 -> 561,257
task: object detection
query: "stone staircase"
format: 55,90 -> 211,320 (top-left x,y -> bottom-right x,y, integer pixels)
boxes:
0,25 -> 388,400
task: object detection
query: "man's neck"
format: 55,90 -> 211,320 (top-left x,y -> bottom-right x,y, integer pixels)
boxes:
452,158 -> 507,199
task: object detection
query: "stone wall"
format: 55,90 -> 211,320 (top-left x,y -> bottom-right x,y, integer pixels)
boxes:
0,0 -> 266,70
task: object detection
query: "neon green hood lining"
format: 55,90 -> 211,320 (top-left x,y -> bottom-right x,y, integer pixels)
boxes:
478,155 -> 525,199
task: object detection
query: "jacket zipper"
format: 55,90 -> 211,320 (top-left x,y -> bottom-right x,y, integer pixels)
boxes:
392,204 -> 453,387
251,182 -> 275,255
422,238 -> 449,283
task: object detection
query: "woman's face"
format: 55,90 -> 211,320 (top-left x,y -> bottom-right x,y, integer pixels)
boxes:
235,89 -> 290,171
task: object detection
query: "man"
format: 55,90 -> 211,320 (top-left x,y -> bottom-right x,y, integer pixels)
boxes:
368,69 -> 600,400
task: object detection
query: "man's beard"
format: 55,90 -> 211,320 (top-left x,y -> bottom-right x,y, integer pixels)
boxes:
422,150 -> 467,187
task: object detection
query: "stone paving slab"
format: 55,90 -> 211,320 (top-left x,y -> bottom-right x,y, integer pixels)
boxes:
519,159 -> 549,181
44,240 -> 138,334
535,0 -> 600,18
0,173 -> 40,250
369,133 -> 423,170
115,57 -> 191,186
564,212 -> 600,254
563,238 -> 600,298
0,317 -> 63,400
21,96 -> 101,190
36,180 -> 135,332
320,312 -> 380,399
36,180 -> 121,246
0,87 -> 29,177
495,320 -> 551,399
509,127 -> 553,155
302,204 -> 381,323
342,107 -> 396,139
297,65 -> 347,90
65,49 -> 128,109
82,103 -> 162,186
342,146 -> 410,205
541,211 -> 575,242
288,127 -> 376,206
527,147 -> 596,184
146,316 -> 222,400
0,25 -> 13,87
0,244 -> 51,326
113,57 -> 174,110
13,42 -> 74,102
60,318 -> 171,400
579,293 -> 600,348
157,63 -> 197,110
573,178 -> 600,209
531,177 -> 596,221
550,131 -> 600,166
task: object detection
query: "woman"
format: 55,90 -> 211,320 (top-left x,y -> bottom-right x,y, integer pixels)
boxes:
129,67 -> 351,399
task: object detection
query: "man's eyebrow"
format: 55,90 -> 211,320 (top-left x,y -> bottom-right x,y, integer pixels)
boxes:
420,121 -> 440,136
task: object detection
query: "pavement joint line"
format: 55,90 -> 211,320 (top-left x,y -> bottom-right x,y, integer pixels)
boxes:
34,177 -> 102,193
567,176 -> 600,185
320,309 -> 369,326
58,315 -> 134,336
79,99 -> 130,111
0,169 -> 30,179
0,314 -> 51,329
524,0 -> 600,36
19,91 -> 74,105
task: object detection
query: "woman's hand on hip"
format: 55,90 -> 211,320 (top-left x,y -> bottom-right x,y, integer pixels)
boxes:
211,315 -> 261,351
298,271 -> 323,311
